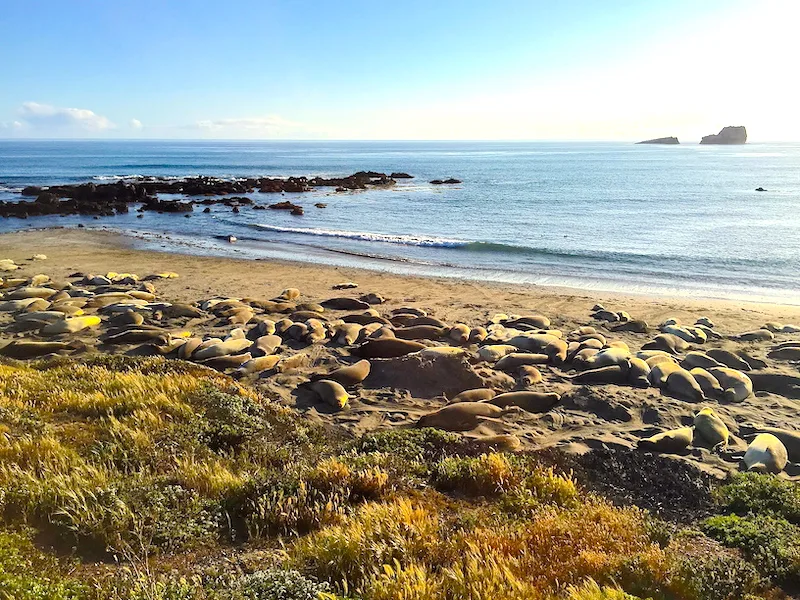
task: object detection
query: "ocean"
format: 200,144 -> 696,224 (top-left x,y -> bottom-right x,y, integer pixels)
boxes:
1,139 -> 799,304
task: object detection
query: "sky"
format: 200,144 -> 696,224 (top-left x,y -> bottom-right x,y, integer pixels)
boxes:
1,0 -> 799,141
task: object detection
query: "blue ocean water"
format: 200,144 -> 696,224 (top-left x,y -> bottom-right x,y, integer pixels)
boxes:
1,140 -> 799,303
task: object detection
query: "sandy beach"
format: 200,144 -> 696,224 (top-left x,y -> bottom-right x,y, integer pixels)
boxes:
2,228 -> 799,479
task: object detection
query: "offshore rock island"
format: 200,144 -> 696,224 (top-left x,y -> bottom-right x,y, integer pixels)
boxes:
700,126 -> 748,145
636,136 -> 680,145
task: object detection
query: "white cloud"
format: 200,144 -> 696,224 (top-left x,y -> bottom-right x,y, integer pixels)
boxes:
130,118 -> 143,129
17,101 -> 114,131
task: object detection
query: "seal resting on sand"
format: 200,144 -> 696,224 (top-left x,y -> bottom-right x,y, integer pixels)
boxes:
417,402 -> 504,431
638,427 -> 693,453
748,427 -> 800,462
355,338 -> 425,359
308,379 -> 349,409
314,360 -> 371,387
488,391 -> 560,413
641,333 -> 689,355
451,388 -> 496,403
689,368 -> 723,398
743,434 -> 788,473
0,340 -> 84,359
693,407 -> 729,448
707,367 -> 752,402
665,369 -> 705,402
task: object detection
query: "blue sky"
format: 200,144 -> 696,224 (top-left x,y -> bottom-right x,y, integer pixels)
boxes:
1,0 -> 798,140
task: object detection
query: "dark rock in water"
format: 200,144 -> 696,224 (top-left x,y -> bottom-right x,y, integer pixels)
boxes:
636,136 -> 679,145
755,187 -> 767,192
430,178 -> 462,185
231,206 -> 239,213
390,172 -> 413,178
315,203 -> 327,208
21,186 -> 42,196
291,206 -> 304,216
203,207 -> 211,213
141,199 -> 193,213
269,201 -> 303,212
35,192 -> 60,205
252,204 -> 265,210
700,126 -> 747,145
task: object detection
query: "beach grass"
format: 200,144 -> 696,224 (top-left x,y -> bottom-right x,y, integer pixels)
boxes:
0,355 -> 793,599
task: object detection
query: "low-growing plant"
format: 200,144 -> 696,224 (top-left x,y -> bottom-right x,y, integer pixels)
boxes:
701,513 -> 800,584
715,472 -> 800,524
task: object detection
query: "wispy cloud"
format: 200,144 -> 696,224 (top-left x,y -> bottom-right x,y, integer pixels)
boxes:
17,102 -> 114,131
130,118 -> 143,129
192,115 -> 305,133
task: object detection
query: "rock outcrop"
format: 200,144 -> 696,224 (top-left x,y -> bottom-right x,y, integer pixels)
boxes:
636,137 -> 679,145
700,126 -> 747,145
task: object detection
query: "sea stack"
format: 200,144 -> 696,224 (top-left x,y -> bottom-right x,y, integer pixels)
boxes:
636,136 -> 680,145
700,126 -> 747,145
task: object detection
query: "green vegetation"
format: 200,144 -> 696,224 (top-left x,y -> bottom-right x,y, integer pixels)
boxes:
0,356 -> 794,598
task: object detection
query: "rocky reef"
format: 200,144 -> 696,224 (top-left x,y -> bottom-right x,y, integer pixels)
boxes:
700,126 -> 747,145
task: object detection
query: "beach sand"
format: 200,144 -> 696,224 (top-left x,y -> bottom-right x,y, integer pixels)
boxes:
2,228 -> 799,478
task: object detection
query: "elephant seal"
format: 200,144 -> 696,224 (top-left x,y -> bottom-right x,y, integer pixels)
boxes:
504,315 -> 551,329
638,427 -> 694,453
41,315 -> 101,335
417,402 -> 504,431
571,365 -> 628,385
199,352 -> 253,371
517,365 -> 543,386
178,337 -> 203,359
747,372 -> 800,399
478,434 -> 522,451
680,351 -> 722,371
732,329 -> 774,342
469,327 -> 488,343
308,379 -> 349,409
447,324 -> 471,344
392,307 -> 427,318
395,326 -> 446,341
767,346 -> 800,361
0,340 -> 84,359
403,316 -> 448,328
332,323 -> 362,345
665,369 -> 705,402
489,391 -> 560,413
648,361 -> 682,387
706,349 -> 751,372
661,324 -> 705,344
578,347 -> 630,370
109,310 -> 145,327
322,297 -> 370,311
164,304 -> 204,318
355,338 -> 425,359
237,355 -> 281,376
478,345 -> 517,362
6,287 -> 57,300
747,427 -> 800,462
102,329 -> 170,346
14,311 -> 67,324
707,367 -> 753,402
342,313 -> 391,326
626,357 -> 651,387
451,388 -> 496,403
641,333 -> 689,355
742,434 -> 788,474
253,335 -> 282,356
506,334 -> 567,364
193,338 -> 252,360
592,309 -> 620,322
495,353 -> 549,371
689,368 -> 723,398
610,319 -> 648,333
0,298 -> 50,312
278,288 -> 300,301
368,327 -> 395,340
315,360 -> 371,387
694,407 -> 729,448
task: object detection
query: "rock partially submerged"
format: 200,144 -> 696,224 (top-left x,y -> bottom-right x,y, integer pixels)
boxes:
700,126 -> 747,145
636,136 -> 679,145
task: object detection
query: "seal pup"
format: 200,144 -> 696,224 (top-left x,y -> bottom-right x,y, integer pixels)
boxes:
742,434 -> 788,474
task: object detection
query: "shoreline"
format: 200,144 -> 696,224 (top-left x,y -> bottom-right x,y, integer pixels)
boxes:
2,228 -> 800,326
